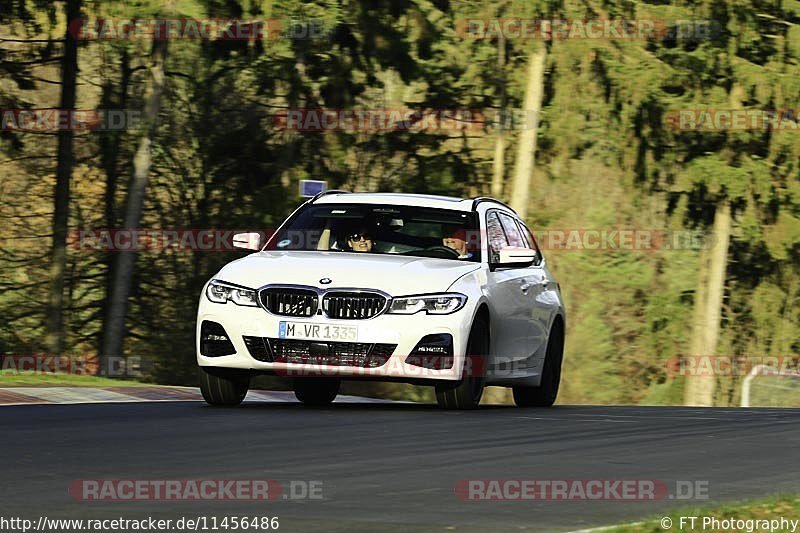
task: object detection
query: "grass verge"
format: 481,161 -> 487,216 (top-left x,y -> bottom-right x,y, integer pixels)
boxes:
0,370 -> 148,388
609,495 -> 800,532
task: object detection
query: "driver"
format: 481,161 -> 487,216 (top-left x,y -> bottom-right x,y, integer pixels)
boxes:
442,226 -> 473,259
347,229 -> 374,253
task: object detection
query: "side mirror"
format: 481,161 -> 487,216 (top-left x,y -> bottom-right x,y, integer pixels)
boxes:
494,246 -> 537,268
232,232 -> 262,251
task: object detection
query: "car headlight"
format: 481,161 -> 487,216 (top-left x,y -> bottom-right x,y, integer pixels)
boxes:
205,280 -> 258,306
387,293 -> 467,315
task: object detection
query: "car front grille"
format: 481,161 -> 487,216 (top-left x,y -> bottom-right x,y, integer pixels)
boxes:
322,292 -> 387,320
242,336 -> 396,367
259,288 -> 318,317
258,286 -> 389,320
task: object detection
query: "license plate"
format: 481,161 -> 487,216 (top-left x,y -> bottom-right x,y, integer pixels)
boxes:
278,321 -> 358,342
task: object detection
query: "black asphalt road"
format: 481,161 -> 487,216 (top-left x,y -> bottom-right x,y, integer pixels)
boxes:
2,401 -> 800,532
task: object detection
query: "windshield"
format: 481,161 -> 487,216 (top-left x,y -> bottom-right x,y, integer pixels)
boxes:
267,203 -> 482,262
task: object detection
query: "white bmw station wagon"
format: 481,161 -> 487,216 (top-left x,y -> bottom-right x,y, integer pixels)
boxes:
196,192 -> 565,409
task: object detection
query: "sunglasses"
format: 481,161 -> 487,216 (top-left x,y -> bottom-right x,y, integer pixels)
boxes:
349,233 -> 372,242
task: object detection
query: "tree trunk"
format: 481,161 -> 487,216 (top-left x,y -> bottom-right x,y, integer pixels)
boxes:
99,50 -> 132,356
684,201 -> 731,406
509,45 -> 546,219
101,49 -> 132,228
491,131 -> 506,198
100,38 -> 168,374
45,0 -> 80,356
490,36 -> 507,199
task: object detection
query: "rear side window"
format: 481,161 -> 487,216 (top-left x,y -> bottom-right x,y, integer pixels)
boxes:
486,212 -> 508,263
497,212 -> 527,248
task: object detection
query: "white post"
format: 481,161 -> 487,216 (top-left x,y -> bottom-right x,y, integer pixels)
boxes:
741,364 -> 800,407
740,364 -> 765,408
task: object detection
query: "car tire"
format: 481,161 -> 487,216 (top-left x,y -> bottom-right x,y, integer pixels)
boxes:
513,322 -> 564,407
294,378 -> 341,406
199,367 -> 249,406
435,315 -> 489,410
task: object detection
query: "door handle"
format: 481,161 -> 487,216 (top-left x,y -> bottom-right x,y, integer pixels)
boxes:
520,282 -> 532,293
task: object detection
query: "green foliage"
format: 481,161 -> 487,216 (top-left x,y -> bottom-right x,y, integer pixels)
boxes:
614,495 -> 800,532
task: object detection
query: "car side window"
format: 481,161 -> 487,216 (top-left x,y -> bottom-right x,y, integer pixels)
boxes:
497,212 -> 527,248
516,220 -> 542,266
486,211 -> 508,263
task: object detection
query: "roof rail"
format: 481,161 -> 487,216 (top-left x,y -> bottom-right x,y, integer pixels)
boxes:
471,196 -> 517,214
309,189 -> 351,203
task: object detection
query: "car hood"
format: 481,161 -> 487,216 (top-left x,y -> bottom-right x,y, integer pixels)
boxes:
215,251 -> 481,295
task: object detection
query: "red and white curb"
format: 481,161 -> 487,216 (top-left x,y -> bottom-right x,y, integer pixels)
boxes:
0,387 -> 397,406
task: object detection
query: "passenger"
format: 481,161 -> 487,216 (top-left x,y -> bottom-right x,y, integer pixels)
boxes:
347,229 -> 374,253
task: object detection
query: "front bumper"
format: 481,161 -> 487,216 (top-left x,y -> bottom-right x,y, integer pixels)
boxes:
196,296 -> 475,381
